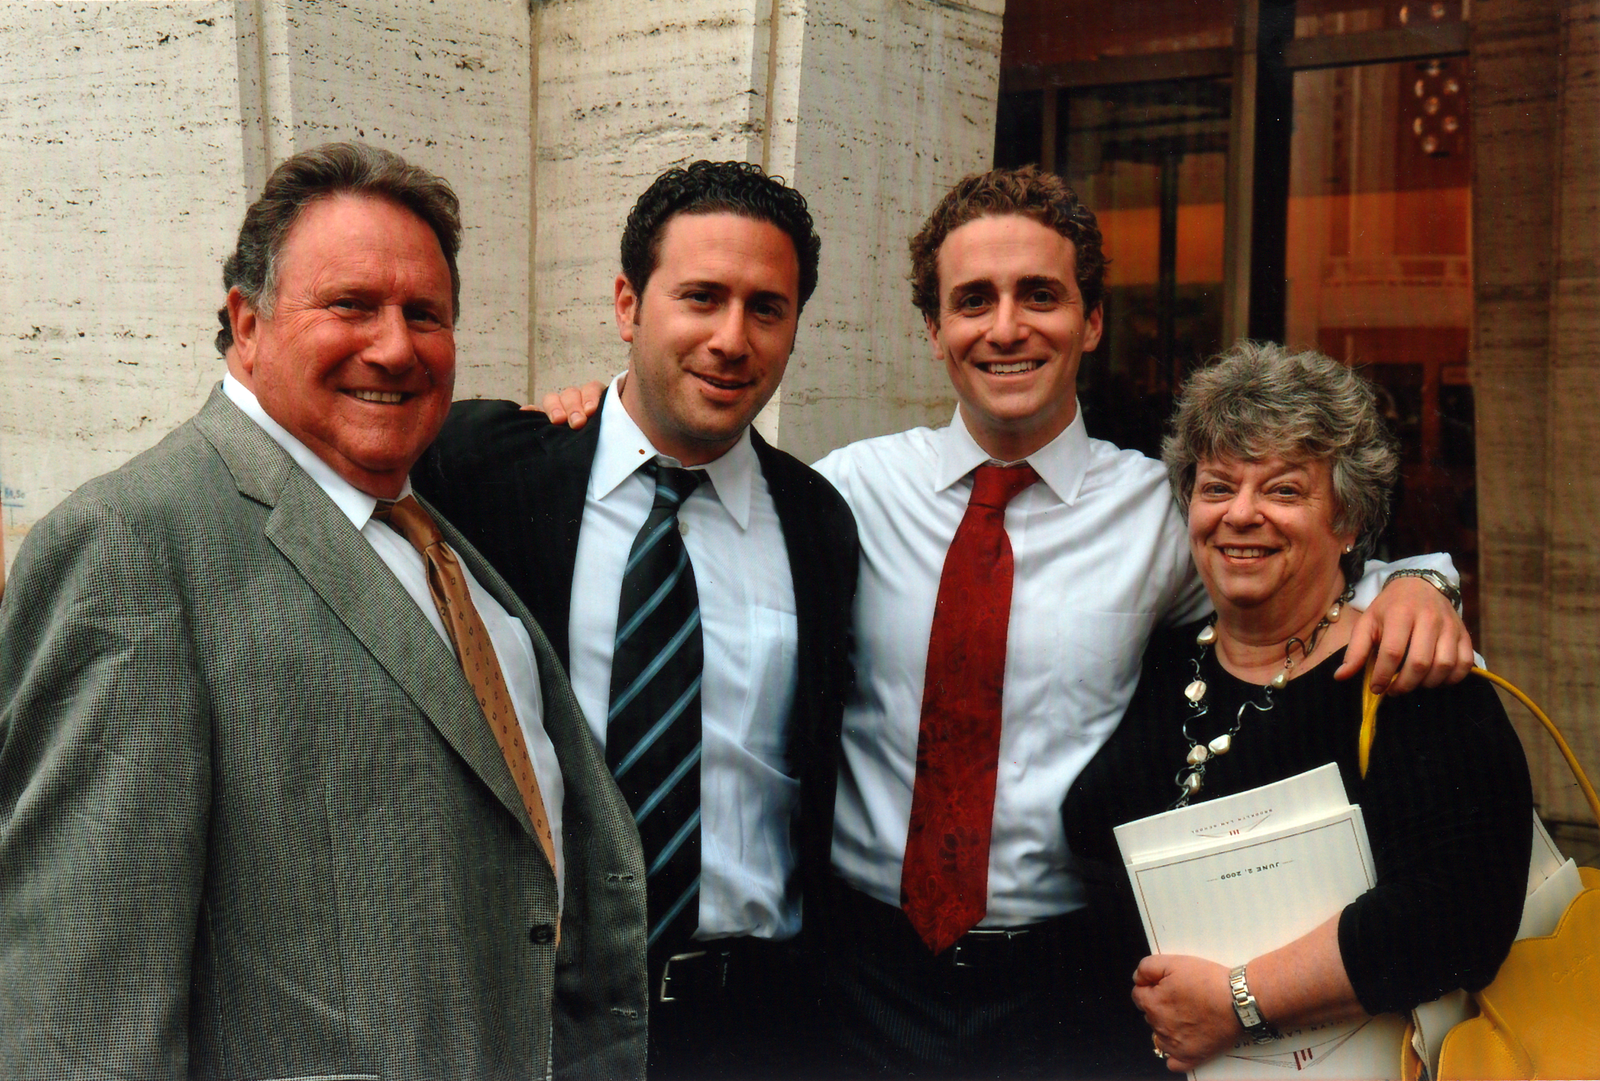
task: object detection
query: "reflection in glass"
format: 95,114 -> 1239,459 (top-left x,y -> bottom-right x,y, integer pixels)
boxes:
1296,0 -> 1468,39
1285,59 -> 1477,626
1001,0 -> 1237,68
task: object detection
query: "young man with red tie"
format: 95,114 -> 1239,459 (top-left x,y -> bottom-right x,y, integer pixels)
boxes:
808,166 -> 1472,1078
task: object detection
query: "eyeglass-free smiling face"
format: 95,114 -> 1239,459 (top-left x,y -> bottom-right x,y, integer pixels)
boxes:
1188,454 -> 1357,624
230,193 -> 456,498
615,211 -> 800,467
927,213 -> 1103,462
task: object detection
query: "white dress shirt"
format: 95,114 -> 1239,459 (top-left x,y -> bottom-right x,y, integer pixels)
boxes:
222,374 -> 566,895
814,406 -> 1452,926
566,377 -> 802,941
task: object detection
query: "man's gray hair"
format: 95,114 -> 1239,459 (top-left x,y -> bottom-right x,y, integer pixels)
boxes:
215,142 -> 461,355
1161,340 -> 1400,583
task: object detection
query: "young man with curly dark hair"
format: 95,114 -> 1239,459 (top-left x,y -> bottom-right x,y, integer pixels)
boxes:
416,160 -> 857,1080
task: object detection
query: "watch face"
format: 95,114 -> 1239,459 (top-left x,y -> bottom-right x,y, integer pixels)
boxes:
1230,967 -> 1267,1030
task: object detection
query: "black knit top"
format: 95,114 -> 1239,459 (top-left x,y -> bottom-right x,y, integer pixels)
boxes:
1064,619 -> 1533,1015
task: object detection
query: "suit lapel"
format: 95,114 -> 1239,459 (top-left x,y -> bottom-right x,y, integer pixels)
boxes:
194,390 -> 535,836
430,502 -> 598,780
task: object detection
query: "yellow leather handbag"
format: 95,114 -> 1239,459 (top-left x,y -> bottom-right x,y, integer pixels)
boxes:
1361,665 -> 1600,1081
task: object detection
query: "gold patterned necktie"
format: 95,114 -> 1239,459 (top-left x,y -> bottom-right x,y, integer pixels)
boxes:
374,495 -> 560,889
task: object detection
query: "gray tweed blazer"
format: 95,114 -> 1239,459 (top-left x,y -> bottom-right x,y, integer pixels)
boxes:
0,388 -> 647,1080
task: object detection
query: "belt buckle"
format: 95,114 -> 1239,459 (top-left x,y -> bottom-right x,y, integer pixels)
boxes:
950,927 -> 1026,969
657,950 -> 708,1003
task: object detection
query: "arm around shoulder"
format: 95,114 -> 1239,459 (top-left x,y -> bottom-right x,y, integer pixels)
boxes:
1341,554 -> 1474,692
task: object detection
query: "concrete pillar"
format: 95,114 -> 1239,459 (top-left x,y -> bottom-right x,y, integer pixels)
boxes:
530,0 -> 1006,464
0,0 -> 535,564
1472,0 -> 1600,824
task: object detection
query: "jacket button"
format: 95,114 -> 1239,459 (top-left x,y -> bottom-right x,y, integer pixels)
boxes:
529,923 -> 556,945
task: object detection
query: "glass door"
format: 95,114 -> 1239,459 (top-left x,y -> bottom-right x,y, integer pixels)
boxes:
1284,55 -> 1476,619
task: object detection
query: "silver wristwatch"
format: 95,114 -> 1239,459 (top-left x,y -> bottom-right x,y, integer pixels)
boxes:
1383,567 -> 1463,612
1228,964 -> 1281,1044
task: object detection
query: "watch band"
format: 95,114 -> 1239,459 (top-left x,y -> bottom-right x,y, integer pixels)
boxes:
1228,964 -> 1281,1044
1383,567 -> 1463,612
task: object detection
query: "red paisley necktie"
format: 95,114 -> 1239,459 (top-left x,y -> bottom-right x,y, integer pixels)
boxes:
901,463 -> 1040,955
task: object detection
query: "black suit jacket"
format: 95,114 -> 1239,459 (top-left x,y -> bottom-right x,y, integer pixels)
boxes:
417,393 -> 859,923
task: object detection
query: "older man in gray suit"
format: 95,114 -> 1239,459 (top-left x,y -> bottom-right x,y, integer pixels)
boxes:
0,143 -> 646,1079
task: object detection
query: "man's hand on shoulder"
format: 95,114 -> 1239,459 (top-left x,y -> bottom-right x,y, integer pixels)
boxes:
526,380 -> 608,428
1336,576 -> 1474,694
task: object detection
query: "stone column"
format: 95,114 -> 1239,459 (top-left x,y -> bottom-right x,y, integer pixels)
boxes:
1,0 -> 1007,570
0,2 -> 246,547
777,0 -> 1006,464
1542,0 -> 1600,824
1472,0 -> 1600,824
232,0 -> 536,395
530,0 -> 1006,462
0,0 -> 535,557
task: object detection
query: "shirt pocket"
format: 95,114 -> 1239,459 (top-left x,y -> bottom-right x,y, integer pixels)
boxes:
735,605 -> 799,760
1044,609 -> 1156,747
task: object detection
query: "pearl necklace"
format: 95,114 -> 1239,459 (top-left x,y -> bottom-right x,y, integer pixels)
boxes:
1170,586 -> 1355,809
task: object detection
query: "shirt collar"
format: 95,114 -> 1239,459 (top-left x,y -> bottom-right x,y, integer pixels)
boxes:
589,372 -> 756,529
933,402 -> 1093,505
222,372 -> 407,529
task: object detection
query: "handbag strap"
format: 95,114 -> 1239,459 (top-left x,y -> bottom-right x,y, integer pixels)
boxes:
1360,658 -> 1600,827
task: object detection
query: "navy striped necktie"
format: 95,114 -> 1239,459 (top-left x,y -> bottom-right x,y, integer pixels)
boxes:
606,461 -> 706,965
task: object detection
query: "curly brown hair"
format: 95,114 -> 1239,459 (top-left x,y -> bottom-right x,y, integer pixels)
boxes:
909,165 -> 1106,322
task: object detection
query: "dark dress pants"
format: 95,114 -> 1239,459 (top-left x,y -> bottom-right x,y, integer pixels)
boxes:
648,935 -> 825,1080
816,880 -> 1165,1080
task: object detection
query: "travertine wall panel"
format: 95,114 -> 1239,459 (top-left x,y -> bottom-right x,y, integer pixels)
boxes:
532,0 -> 774,402
0,0 -> 534,571
258,0 -> 534,397
779,0 -> 1006,465
1473,0 -> 1600,822
1472,0 -> 1559,719
0,1 -> 245,552
529,0 -> 1006,463
2,0 -> 1006,576
1544,1 -> 1600,820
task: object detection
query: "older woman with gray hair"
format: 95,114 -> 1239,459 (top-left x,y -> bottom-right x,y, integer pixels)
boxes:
1065,342 -> 1532,1074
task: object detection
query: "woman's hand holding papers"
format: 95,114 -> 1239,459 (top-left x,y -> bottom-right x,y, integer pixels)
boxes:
1135,954 -> 1238,1073
1136,914 -> 1367,1072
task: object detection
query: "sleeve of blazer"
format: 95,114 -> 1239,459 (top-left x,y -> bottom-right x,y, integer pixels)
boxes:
417,397 -> 553,551
417,398 -> 593,665
0,495 -> 208,1078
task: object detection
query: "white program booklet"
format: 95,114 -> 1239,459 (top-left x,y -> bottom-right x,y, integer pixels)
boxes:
1113,764 -> 1409,1080
1113,765 -> 1577,1080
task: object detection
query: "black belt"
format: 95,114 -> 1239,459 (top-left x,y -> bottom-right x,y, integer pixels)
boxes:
829,879 -> 1090,970
655,935 -> 799,1004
